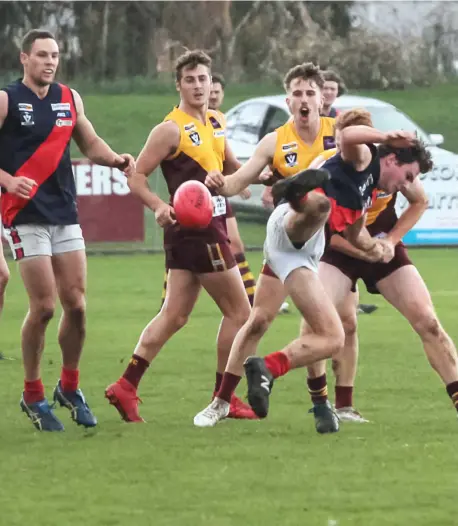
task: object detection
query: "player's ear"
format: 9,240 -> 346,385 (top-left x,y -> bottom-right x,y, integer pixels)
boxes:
175,80 -> 180,93
20,52 -> 28,66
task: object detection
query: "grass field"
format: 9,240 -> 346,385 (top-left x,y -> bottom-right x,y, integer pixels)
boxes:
1,249 -> 458,526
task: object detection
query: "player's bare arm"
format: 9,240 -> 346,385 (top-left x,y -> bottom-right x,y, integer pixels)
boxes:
206,132 -> 276,196
0,90 -> 36,199
344,215 -> 384,261
340,126 -> 416,169
130,120 -> 180,227
328,233 -> 381,263
71,89 -> 135,174
386,178 -> 428,245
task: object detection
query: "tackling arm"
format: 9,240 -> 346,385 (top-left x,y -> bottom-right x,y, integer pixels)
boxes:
386,179 -> 428,245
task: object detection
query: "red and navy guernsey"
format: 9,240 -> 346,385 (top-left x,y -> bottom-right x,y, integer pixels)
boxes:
0,80 -> 78,227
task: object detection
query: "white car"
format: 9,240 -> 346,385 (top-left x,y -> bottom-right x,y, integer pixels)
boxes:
226,94 -> 458,246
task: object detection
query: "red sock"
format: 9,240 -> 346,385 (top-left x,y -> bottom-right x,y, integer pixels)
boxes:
214,372 -> 223,395
335,385 -> 353,409
24,379 -> 45,404
217,372 -> 241,403
61,367 -> 79,392
307,374 -> 328,404
122,354 -> 150,389
264,351 -> 291,379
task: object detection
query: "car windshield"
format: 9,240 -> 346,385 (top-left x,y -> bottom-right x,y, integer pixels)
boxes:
366,107 -> 431,144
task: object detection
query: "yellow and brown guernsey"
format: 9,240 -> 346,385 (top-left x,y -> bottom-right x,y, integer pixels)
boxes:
160,107 -> 228,244
271,117 -> 336,180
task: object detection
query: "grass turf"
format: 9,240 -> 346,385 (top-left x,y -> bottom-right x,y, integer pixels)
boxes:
0,248 -> 457,525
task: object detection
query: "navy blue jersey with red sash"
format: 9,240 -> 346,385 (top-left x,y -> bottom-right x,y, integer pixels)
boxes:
0,80 -> 77,226
320,144 -> 380,233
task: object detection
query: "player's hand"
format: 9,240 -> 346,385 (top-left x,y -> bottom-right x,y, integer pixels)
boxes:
378,238 -> 396,263
6,176 -> 37,199
155,203 -> 176,228
364,241 -> 384,262
114,154 -> 136,177
261,186 -> 274,210
384,131 -> 417,149
205,170 -> 226,193
238,187 -> 251,200
258,168 -> 276,186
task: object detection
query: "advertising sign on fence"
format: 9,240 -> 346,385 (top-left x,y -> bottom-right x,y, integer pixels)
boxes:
72,159 -> 144,243
396,164 -> 458,246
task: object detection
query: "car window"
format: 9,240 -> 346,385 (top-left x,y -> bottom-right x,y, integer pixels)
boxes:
229,103 -> 268,145
260,106 -> 289,138
365,107 -> 431,144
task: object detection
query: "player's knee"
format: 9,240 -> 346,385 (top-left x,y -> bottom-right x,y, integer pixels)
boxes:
166,311 -> 189,333
247,307 -> 274,336
340,311 -> 357,337
231,239 -> 245,255
62,294 -> 86,322
307,193 -> 331,221
31,300 -> 55,324
412,310 -> 442,339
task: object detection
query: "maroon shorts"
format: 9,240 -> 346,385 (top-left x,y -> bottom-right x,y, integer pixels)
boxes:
260,262 -> 279,279
321,242 -> 412,294
165,239 -> 236,274
226,200 -> 235,219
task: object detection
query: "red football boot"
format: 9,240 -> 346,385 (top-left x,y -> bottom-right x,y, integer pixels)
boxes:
105,378 -> 144,423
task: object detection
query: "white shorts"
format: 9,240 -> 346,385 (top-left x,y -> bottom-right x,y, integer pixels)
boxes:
3,224 -> 85,261
263,203 -> 325,282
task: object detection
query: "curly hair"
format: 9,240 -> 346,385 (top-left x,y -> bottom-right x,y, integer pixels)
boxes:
379,140 -> 433,174
283,62 -> 324,91
175,50 -> 212,82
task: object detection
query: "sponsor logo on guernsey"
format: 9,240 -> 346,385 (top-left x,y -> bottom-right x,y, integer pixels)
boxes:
55,119 -> 73,127
281,142 -> 298,152
18,103 -> 33,112
284,152 -> 298,168
359,174 -> 374,196
184,122 -> 196,132
189,131 -> 202,146
51,102 -> 71,111
213,129 -> 225,138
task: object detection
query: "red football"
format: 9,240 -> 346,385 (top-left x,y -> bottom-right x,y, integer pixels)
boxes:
173,180 -> 213,229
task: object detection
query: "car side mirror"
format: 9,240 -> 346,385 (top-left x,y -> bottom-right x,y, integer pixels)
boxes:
429,133 -> 444,146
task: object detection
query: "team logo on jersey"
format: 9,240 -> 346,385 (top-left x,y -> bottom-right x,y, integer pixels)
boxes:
51,103 -> 71,111
184,122 -> 196,132
281,142 -> 298,152
323,136 -> 336,150
55,119 -> 73,127
213,129 -> 225,138
20,112 -> 34,126
18,103 -> 33,112
209,116 -> 222,129
189,131 -> 202,146
284,152 -> 298,167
